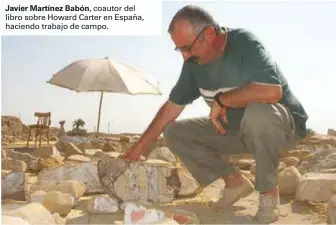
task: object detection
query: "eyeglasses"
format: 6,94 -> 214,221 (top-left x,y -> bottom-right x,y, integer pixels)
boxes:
175,25 -> 212,53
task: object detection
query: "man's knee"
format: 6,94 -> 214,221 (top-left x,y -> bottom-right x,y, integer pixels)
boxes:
162,122 -> 176,141
162,120 -> 186,143
240,103 -> 280,133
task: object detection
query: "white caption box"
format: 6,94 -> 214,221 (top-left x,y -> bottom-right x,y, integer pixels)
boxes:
0,0 -> 162,35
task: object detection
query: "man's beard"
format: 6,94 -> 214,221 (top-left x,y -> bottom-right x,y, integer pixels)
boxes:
188,55 -> 200,63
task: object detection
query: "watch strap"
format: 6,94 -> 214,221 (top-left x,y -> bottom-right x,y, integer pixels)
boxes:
214,92 -> 225,108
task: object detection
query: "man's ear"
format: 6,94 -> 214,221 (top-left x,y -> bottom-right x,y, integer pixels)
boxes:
203,26 -> 217,40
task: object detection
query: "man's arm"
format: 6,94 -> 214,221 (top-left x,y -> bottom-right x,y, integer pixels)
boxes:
218,82 -> 282,108
136,100 -> 185,149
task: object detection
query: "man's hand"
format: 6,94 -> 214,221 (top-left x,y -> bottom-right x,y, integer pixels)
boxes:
210,101 -> 228,134
122,143 -> 146,161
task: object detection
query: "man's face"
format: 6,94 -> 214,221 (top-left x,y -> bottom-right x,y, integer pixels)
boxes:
170,19 -> 214,65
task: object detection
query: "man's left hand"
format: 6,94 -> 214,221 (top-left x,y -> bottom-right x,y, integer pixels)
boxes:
210,100 -> 228,135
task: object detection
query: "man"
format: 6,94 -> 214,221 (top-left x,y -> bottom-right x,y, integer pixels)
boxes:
123,5 -> 308,224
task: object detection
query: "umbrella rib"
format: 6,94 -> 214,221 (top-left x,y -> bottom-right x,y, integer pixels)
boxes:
106,60 -> 129,94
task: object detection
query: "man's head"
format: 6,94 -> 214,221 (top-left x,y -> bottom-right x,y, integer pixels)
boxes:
168,5 -> 221,65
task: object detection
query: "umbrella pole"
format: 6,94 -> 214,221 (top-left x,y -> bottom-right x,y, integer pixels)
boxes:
96,91 -> 104,137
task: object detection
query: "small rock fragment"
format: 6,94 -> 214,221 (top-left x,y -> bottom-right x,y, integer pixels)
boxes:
42,191 -> 75,216
87,195 -> 119,213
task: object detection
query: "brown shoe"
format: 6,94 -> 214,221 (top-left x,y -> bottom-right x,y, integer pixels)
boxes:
210,176 -> 255,208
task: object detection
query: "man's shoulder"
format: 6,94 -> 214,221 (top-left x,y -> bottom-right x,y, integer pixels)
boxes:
227,27 -> 263,46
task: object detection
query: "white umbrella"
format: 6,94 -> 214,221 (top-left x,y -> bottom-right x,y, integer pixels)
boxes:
47,57 -> 162,136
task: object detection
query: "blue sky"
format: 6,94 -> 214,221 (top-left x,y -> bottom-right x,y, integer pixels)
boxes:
2,1 -> 336,134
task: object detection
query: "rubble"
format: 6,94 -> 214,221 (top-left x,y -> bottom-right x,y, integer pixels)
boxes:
3,202 -> 57,225
2,158 -> 28,172
328,195 -> 336,224
2,171 -> 28,201
277,166 -> 302,196
42,191 -> 75,216
36,162 -> 103,194
296,172 -> 336,202
87,195 -> 119,213
98,158 -> 179,203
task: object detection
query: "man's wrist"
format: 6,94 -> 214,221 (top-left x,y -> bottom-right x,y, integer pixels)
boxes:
214,92 -> 225,108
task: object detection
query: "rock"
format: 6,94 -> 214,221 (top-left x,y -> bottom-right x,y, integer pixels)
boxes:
320,168 -> 336,173
53,213 -> 66,225
2,169 -> 12,176
277,166 -> 302,196
237,159 -> 255,170
85,149 -> 102,157
296,172 -> 336,202
54,180 -> 87,198
87,195 -> 119,213
124,202 -> 165,224
65,212 -> 89,225
67,154 -> 91,162
94,151 -> 121,159
2,149 -> 7,157
328,129 -> 336,136
2,171 -> 28,201
2,158 -> 27,172
157,136 -> 167,147
4,202 -> 57,225
102,142 -> 117,152
1,116 -> 25,136
120,135 -> 131,143
1,215 -> 31,225
147,147 -> 177,166
30,146 -> 61,159
30,180 -> 87,199
302,134 -> 336,147
6,149 -> 39,171
29,190 -> 47,203
36,162 -> 103,194
92,151 -> 122,161
123,202 -> 200,225
250,163 -> 256,174
282,149 -> 311,161
55,141 -> 83,157
98,158 -> 179,204
1,199 -> 29,214
177,170 -> 200,197
42,191 -> 75,216
76,142 -> 93,153
328,195 -> 336,224
297,145 -> 336,174
278,161 -> 287,172
38,156 -> 64,170
282,156 -> 300,167
91,139 -> 105,149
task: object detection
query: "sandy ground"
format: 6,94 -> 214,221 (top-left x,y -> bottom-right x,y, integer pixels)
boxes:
2,141 -> 329,224
160,179 -> 328,224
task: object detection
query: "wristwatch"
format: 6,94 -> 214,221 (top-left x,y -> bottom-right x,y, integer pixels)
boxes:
214,91 -> 225,108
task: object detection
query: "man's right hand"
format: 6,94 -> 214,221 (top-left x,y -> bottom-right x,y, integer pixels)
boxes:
122,100 -> 185,161
122,143 -> 147,161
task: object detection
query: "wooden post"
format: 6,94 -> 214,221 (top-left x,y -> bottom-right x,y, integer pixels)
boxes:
96,91 -> 104,137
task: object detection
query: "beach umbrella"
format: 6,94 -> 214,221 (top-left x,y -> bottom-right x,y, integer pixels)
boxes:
47,57 -> 162,136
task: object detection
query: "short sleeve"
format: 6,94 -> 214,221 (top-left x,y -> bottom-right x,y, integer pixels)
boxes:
240,31 -> 282,85
169,62 -> 201,105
